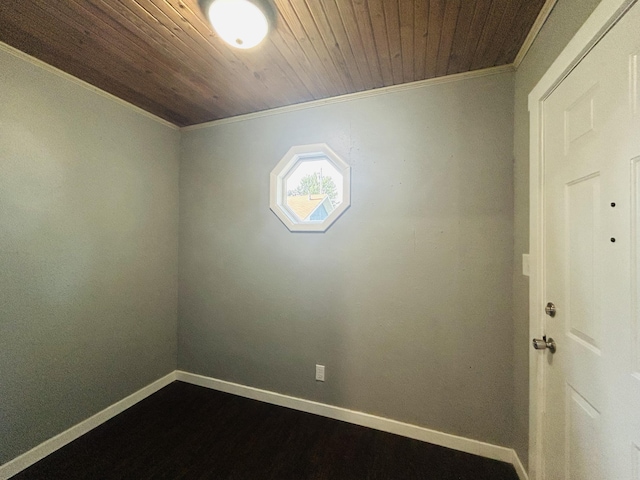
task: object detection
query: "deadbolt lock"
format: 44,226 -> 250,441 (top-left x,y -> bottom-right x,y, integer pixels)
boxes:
545,302 -> 556,317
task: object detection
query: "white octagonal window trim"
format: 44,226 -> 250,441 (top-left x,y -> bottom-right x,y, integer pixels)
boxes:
270,143 -> 351,232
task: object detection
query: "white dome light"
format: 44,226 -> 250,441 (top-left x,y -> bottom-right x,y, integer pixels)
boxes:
207,0 -> 270,49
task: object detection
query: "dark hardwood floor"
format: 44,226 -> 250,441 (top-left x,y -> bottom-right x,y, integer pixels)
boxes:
12,381 -> 518,479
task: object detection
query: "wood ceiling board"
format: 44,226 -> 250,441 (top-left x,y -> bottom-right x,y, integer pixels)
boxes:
382,1 -> 403,85
176,0 -> 309,106
496,0 -> 548,66
136,0 -> 276,110
480,0 -> 523,69
412,0 -> 429,80
327,0 -> 375,88
461,1 -> 491,73
367,0 -> 395,86
470,0 -> 508,71
274,0 -> 343,97
268,28 -> 327,99
289,0 -> 351,94
157,0 -> 298,113
1,17 -> 189,125
122,0 -> 262,113
445,0 -> 477,75
307,0 -> 365,92
345,0 -> 384,88
0,0 -> 549,127
99,1 -> 239,118
2,2 -> 200,124
424,0 -> 445,79
435,0 -> 461,77
3,0 -> 228,124
62,0 -> 221,119
399,0 -> 415,83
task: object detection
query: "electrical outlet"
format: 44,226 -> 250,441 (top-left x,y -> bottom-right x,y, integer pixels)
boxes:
315,364 -> 325,382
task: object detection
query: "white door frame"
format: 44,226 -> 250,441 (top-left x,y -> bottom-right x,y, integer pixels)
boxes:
527,0 -> 637,478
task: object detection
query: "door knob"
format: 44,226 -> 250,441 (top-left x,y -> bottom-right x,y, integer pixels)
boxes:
532,335 -> 556,353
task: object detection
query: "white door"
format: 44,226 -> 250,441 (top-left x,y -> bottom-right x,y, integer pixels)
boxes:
540,2 -> 640,479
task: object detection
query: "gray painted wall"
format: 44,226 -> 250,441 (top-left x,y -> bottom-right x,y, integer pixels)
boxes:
0,49 -> 180,463
512,0 -> 601,468
179,72 -> 515,447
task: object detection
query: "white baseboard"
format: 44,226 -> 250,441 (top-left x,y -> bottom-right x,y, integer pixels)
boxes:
512,450 -> 529,480
176,370 -> 522,471
0,371 -> 176,480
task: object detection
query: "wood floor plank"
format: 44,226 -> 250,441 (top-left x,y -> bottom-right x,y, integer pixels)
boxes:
12,381 -> 519,480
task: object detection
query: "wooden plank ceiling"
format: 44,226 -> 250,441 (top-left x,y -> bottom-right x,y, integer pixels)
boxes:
0,0 -> 547,127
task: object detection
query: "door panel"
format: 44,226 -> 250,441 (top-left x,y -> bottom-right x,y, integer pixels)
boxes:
567,386 -> 601,480
564,85 -> 598,155
566,174 -> 601,351
541,2 -> 640,479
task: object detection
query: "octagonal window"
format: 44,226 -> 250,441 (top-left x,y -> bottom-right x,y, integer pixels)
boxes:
270,144 -> 351,232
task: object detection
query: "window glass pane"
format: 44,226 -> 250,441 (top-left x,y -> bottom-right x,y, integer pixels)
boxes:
285,158 -> 343,222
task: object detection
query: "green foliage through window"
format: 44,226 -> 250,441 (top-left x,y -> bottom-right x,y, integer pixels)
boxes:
287,172 -> 338,205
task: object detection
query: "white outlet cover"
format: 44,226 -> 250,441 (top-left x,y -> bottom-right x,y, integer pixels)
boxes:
315,364 -> 325,381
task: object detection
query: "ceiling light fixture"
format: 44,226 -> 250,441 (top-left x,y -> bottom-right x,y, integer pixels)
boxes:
200,0 -> 273,49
